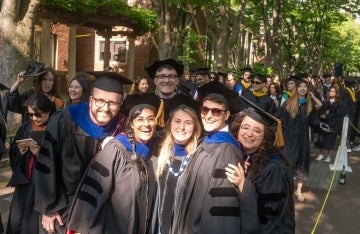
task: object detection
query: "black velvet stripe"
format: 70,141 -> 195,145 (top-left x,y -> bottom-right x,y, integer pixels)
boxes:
34,162 -> 50,174
209,206 -> 240,217
38,146 -> 51,159
258,192 -> 285,201
212,168 -> 227,178
83,176 -> 103,194
78,191 -> 97,208
209,187 -> 238,197
92,161 -> 110,177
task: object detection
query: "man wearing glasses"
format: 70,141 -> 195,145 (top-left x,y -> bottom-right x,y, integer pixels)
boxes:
241,74 -> 276,115
34,74 -> 131,234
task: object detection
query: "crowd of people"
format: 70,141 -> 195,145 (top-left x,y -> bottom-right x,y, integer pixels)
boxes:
0,58 -> 359,233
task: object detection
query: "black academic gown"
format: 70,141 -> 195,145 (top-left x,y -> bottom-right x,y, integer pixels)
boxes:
6,120 -> 45,234
156,156 -> 183,234
241,90 -> 277,115
171,133 -> 243,234
279,102 -> 320,180
34,104 -> 124,233
240,157 -> 295,234
318,100 -> 346,150
67,138 -> 157,234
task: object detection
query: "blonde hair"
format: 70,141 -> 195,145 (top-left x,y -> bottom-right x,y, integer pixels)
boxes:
284,79 -> 313,118
156,105 -> 202,179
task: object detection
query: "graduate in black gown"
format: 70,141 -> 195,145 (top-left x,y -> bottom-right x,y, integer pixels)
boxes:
34,74 -> 132,234
156,101 -> 202,234
278,79 -> 324,202
7,94 -> 56,234
171,81 -> 243,234
241,74 -> 277,115
67,93 -> 161,234
225,107 -> 295,233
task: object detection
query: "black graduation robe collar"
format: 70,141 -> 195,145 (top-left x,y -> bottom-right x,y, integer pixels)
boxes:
204,131 -> 239,149
68,102 -> 118,140
115,134 -> 150,159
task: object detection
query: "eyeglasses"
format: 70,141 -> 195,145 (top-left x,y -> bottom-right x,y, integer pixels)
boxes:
92,97 -> 121,108
240,125 -> 264,137
251,81 -> 264,85
200,106 -> 226,117
28,112 -> 42,119
134,116 -> 156,125
155,74 -> 178,80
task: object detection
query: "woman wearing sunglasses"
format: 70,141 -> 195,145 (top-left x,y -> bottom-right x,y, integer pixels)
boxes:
171,81 -> 243,234
225,107 -> 295,233
7,93 -> 56,234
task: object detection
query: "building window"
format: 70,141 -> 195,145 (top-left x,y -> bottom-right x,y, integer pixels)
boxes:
99,41 -> 127,63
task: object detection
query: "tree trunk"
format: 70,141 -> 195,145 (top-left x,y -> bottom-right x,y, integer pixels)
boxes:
152,0 -> 196,60
0,0 -> 40,88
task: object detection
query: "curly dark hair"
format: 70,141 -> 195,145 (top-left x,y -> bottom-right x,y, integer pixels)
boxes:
230,112 -> 289,178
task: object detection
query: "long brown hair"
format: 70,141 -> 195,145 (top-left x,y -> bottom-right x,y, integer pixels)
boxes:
283,79 -> 313,118
156,105 -> 202,178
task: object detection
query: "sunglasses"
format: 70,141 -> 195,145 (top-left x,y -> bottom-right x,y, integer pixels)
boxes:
251,81 -> 264,85
200,106 -> 226,117
28,112 -> 42,119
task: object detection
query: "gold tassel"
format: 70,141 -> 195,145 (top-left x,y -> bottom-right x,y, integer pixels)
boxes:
128,83 -> 135,95
155,99 -> 165,127
274,119 -> 285,147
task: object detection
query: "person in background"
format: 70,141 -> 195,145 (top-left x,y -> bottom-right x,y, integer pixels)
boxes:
322,74 -> 333,99
316,86 -> 345,162
226,107 -> 294,233
225,71 -> 242,95
265,76 -> 272,89
268,82 -> 282,108
67,93 -> 160,234
241,74 -> 277,115
280,75 -> 298,106
34,74 -> 131,234
65,75 -> 90,106
171,81 -> 243,234
7,93 -> 56,234
4,61 -> 63,122
239,67 -> 253,93
156,101 -> 202,234
146,58 -> 183,100
217,71 -> 227,84
341,76 -> 357,151
209,72 -> 218,82
279,79 -> 324,202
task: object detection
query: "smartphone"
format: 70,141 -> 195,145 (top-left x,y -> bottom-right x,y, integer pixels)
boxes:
16,138 -> 37,145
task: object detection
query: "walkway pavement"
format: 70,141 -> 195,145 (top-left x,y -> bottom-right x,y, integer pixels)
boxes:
0,146 -> 359,233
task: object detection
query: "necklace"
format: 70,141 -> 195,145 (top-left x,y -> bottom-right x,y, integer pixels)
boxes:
167,154 -> 191,177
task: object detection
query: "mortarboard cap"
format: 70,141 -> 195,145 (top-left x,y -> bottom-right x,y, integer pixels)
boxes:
344,76 -> 355,84
0,82 -> 8,90
240,67 -> 253,73
165,93 -> 200,121
196,68 -> 210,76
197,81 -> 242,114
87,71 -> 133,95
121,93 -> 164,126
287,75 -> 300,83
323,74 -> 331,79
239,95 -> 284,147
146,58 -> 184,79
217,71 -> 228,78
24,61 -> 49,77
